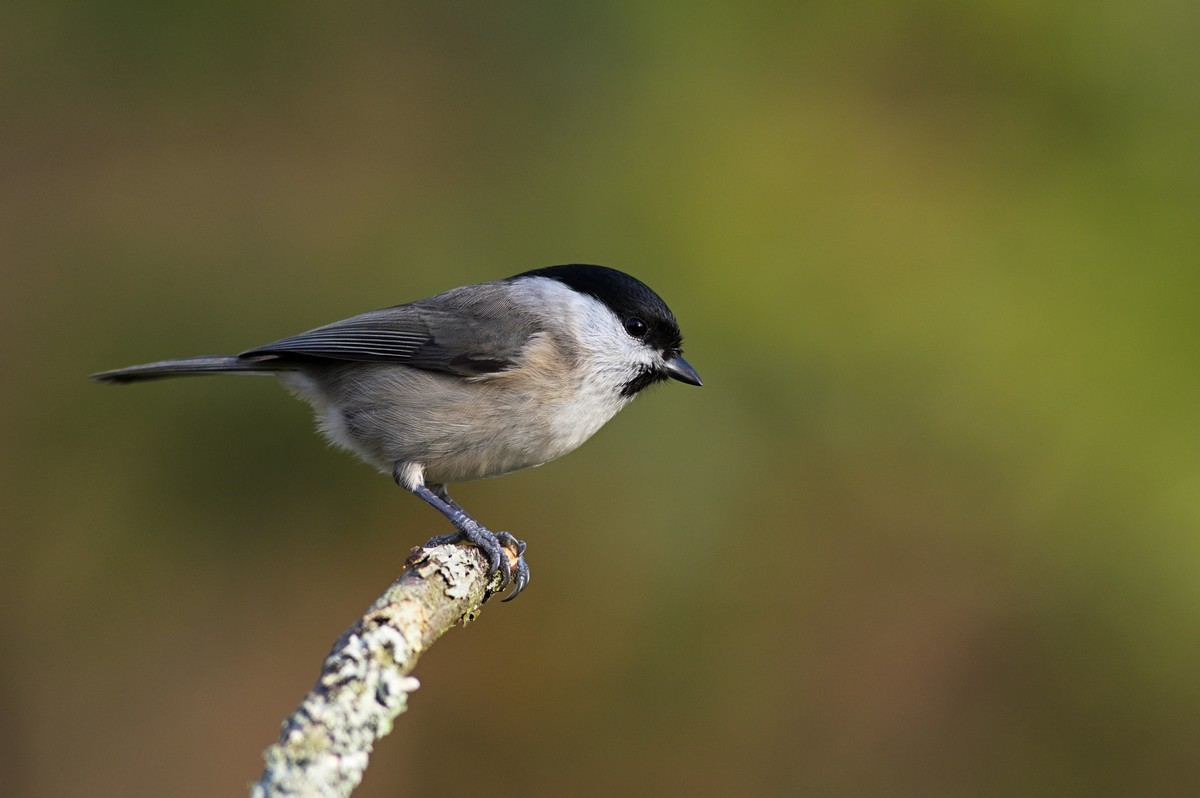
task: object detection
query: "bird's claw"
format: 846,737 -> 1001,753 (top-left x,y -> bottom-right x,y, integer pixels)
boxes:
497,531 -> 530,601
422,526 -> 530,601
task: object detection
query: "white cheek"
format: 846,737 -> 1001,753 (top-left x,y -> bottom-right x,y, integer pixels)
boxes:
519,278 -> 659,391
568,293 -> 659,379
515,283 -> 659,458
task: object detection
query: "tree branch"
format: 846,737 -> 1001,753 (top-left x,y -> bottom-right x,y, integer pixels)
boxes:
250,542 -> 511,798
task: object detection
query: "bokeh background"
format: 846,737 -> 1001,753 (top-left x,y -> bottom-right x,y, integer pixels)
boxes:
4,2 -> 1200,796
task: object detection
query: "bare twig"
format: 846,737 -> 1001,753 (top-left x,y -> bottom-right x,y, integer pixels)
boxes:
250,542 -> 511,798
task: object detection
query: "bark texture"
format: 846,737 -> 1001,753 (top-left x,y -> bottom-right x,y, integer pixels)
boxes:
250,542 -> 509,798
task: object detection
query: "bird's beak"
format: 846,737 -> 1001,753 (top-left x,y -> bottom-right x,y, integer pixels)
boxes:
663,354 -> 703,386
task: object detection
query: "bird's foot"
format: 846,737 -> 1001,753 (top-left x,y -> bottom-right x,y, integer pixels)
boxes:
495,531 -> 530,602
423,525 -> 530,601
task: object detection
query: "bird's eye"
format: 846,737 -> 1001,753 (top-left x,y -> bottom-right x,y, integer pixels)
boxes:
624,317 -> 648,338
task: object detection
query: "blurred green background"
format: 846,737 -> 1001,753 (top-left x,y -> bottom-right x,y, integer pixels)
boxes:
3,1 -> 1200,796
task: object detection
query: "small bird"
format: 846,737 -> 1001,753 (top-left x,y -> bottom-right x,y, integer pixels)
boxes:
93,264 -> 701,600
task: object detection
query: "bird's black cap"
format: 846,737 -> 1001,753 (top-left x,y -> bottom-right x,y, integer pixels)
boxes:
514,264 -> 683,355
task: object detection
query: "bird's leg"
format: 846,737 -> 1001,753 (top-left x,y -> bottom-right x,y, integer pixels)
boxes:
398,475 -> 531,600
431,484 -> 467,515
430,485 -> 530,578
412,485 -> 504,572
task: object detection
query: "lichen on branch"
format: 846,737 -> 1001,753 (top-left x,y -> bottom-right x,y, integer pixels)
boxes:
251,542 -> 512,798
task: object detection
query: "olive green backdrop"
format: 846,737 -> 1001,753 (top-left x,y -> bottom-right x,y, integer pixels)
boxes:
3,2 -> 1199,796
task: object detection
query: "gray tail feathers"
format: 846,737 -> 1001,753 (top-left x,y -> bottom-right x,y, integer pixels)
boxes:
91,355 -> 283,384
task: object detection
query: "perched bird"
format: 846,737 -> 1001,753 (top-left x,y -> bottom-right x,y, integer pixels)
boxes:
93,264 -> 702,600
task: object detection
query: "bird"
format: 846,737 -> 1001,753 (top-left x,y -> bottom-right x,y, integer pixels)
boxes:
93,264 -> 702,600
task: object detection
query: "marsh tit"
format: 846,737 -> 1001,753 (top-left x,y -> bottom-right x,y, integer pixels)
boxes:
93,264 -> 702,600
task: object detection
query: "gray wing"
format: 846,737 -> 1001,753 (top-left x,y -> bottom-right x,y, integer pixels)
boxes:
240,287 -> 534,378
